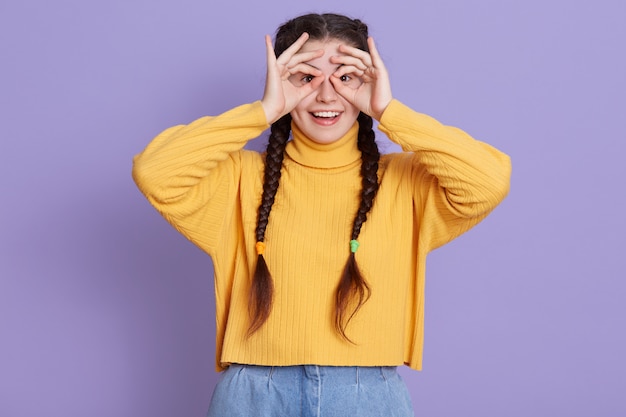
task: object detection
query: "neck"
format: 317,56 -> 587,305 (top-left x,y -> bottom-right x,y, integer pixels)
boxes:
285,122 -> 361,168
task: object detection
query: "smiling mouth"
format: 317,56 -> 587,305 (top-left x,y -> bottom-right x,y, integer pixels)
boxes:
312,111 -> 341,119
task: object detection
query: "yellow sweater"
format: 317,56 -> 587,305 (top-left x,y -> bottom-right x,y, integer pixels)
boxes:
132,99 -> 511,371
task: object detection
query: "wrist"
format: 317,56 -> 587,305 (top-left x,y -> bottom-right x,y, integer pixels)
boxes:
372,98 -> 392,122
261,100 -> 280,125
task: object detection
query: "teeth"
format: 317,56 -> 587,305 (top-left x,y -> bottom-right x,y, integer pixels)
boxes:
313,111 -> 340,118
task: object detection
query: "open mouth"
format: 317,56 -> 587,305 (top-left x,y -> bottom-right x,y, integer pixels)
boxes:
312,111 -> 341,119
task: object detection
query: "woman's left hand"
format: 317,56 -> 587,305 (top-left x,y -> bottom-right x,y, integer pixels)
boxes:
329,37 -> 393,121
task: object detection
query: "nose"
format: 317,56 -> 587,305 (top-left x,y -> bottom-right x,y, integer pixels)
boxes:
316,78 -> 338,103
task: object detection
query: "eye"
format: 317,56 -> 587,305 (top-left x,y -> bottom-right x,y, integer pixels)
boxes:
337,73 -> 363,89
288,72 -> 317,87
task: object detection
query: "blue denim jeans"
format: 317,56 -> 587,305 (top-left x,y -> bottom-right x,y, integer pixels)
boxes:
206,364 -> 415,417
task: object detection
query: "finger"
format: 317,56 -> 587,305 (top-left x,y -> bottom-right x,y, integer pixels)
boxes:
276,32 -> 310,64
333,65 -> 365,78
337,44 -> 373,67
284,75 -> 324,112
329,74 -> 358,103
285,63 -> 323,77
300,75 -> 324,95
330,72 -> 364,92
286,49 -> 324,69
367,37 -> 386,69
284,65 -> 323,83
329,55 -> 368,71
265,34 -> 277,66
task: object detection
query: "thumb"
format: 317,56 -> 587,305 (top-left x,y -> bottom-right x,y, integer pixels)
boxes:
329,75 -> 359,108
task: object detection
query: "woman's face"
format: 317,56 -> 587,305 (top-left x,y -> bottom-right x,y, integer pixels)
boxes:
289,38 -> 362,145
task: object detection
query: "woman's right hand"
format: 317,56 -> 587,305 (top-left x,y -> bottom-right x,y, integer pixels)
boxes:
261,33 -> 324,125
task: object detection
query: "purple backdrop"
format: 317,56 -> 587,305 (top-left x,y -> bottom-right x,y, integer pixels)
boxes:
1,0 -> 624,416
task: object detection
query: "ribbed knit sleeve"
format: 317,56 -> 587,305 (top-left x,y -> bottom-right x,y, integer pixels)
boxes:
378,99 -> 511,249
132,101 -> 269,254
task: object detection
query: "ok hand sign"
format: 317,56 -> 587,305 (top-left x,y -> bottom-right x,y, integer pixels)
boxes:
261,33 -> 324,124
329,37 -> 393,121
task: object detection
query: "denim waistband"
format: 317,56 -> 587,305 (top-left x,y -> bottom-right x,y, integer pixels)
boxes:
231,363 -> 399,384
207,363 -> 414,417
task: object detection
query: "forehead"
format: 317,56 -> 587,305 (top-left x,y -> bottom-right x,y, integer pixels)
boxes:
299,38 -> 344,55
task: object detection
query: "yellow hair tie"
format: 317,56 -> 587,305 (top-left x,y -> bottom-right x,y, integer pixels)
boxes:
255,242 -> 266,255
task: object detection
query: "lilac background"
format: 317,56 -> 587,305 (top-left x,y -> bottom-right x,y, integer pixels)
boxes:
1,0 -> 624,416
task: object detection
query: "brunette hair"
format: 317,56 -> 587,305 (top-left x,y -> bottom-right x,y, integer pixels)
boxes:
249,13 -> 380,341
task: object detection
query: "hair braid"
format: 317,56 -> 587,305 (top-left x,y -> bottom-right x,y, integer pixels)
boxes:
335,112 -> 380,342
248,13 -> 380,337
248,114 -> 291,335
352,113 -> 380,239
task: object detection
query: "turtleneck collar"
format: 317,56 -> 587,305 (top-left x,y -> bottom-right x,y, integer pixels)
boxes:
285,122 -> 361,168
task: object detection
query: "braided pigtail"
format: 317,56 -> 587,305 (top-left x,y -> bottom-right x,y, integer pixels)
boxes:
250,13 -> 376,338
248,114 -> 292,335
335,112 -> 381,342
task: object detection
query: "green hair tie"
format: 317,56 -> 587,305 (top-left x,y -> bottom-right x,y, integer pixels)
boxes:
350,240 -> 360,253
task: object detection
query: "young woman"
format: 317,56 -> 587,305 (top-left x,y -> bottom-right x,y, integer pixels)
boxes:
133,12 -> 511,417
